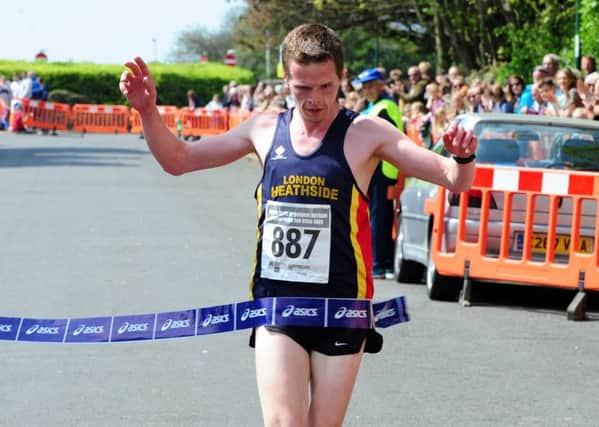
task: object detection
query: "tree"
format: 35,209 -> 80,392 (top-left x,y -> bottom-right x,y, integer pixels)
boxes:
232,0 -> 578,80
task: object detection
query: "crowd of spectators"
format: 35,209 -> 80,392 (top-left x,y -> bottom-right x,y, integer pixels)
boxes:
182,52 -> 599,150
0,71 -> 48,131
335,53 -> 599,148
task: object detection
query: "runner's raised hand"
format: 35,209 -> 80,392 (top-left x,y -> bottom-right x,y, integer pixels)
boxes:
442,121 -> 478,158
119,57 -> 157,114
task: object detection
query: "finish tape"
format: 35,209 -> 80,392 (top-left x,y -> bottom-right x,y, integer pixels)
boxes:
0,296 -> 408,344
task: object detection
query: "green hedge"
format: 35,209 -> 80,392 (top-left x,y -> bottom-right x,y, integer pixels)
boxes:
0,60 -> 254,107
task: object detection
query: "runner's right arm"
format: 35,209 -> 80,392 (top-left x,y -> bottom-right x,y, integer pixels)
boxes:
119,57 -> 258,175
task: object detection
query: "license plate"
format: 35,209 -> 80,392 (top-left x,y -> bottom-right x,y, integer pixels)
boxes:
513,231 -> 593,255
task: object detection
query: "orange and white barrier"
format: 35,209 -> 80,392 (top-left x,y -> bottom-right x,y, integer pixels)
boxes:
5,101 -> 254,136
228,108 -> 252,129
179,108 -> 228,137
71,104 -> 130,134
20,99 -> 71,133
425,165 -> 599,294
131,106 -> 180,135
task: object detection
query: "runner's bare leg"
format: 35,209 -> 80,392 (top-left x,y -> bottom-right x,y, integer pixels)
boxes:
308,346 -> 364,427
255,326 -> 311,426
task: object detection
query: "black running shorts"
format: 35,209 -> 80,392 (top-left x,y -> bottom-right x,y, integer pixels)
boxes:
249,326 -> 383,356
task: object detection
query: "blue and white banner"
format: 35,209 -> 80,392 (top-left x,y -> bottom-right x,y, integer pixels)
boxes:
0,296 -> 409,344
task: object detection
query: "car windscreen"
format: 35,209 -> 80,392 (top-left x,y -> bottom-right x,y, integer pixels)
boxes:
434,122 -> 599,171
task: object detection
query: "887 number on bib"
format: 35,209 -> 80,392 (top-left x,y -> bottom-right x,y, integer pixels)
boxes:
261,202 -> 331,284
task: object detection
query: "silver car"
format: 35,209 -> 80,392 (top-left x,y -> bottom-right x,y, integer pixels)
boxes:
394,113 -> 599,300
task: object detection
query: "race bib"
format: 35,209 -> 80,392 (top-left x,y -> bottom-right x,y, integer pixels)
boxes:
261,201 -> 331,283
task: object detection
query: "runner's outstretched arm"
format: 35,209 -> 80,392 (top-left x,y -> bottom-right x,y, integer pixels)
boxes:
119,57 -> 255,175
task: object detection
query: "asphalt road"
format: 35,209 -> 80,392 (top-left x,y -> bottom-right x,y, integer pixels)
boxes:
1,131 -> 598,427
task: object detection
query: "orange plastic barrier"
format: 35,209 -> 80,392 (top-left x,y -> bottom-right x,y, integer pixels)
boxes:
425,165 -> 599,292
19,98 -> 71,133
131,106 -> 180,135
228,108 -> 253,129
405,117 -> 424,147
71,104 -> 130,134
180,108 -> 228,137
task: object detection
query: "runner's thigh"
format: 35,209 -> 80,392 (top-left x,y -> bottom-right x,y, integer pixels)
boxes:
308,347 -> 364,427
254,326 -> 311,426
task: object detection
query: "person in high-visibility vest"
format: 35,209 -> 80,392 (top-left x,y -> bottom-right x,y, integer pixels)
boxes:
354,68 -> 403,279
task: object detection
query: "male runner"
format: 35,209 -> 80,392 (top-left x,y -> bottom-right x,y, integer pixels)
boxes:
120,23 -> 477,427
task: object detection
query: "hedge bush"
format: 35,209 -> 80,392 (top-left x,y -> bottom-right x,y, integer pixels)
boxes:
0,60 -> 254,107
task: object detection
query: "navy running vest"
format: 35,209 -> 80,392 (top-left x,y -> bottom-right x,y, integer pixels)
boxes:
250,108 -> 374,300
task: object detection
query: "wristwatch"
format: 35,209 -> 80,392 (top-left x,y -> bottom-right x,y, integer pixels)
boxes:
452,154 -> 476,164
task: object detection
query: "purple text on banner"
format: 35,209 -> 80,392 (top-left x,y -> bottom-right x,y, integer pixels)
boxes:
274,298 -> 326,327
0,317 -> 21,341
236,299 -> 274,330
111,314 -> 155,342
327,299 -> 372,329
155,309 -> 196,339
197,304 -> 235,335
18,318 -> 68,343
66,317 -> 112,343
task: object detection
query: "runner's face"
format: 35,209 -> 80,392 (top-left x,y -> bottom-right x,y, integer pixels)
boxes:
286,59 -> 340,123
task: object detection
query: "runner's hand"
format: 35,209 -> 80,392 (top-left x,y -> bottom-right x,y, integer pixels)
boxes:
119,57 -> 157,114
442,122 -> 478,158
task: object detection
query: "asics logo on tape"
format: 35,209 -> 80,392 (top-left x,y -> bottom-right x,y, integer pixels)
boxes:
0,324 -> 13,333
282,305 -> 319,318
202,314 -> 230,328
73,324 -> 105,336
375,308 -> 396,321
160,319 -> 191,332
241,308 -> 267,322
117,322 -> 149,335
334,307 -> 368,319
25,324 -> 60,335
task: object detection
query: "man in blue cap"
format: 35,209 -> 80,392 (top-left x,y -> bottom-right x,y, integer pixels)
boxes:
356,68 -> 403,279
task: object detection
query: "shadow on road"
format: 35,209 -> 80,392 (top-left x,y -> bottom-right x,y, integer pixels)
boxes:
0,146 -> 150,168
470,281 -> 599,320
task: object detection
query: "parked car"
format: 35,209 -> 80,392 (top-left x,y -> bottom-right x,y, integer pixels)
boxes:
394,113 -> 599,300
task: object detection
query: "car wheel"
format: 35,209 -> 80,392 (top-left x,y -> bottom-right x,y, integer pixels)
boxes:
426,237 -> 462,301
394,218 -> 425,283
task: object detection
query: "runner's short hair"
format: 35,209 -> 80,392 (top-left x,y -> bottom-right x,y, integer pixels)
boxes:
282,23 -> 344,79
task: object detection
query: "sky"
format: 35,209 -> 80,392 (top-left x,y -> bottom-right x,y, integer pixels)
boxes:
4,0 -> 243,64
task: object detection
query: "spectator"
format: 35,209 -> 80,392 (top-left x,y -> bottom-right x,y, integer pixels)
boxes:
520,83 -> 545,115
542,53 -> 560,79
418,61 -> 434,85
506,74 -> 525,111
581,55 -> 596,77
447,65 -> 462,86
466,85 -> 485,113
0,75 -> 12,126
538,78 -> 559,116
518,65 -> 549,113
239,84 -> 255,112
10,73 -> 20,99
555,68 -> 578,109
205,94 -> 223,111
431,106 -> 450,144
31,74 -> 42,100
559,90 -> 584,118
486,82 -> 514,113
355,67 -> 403,280
38,77 -> 49,101
18,72 -> 33,99
399,65 -> 427,105
187,89 -> 200,109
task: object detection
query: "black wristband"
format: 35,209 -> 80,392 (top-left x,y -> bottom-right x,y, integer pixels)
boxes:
452,154 -> 476,164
